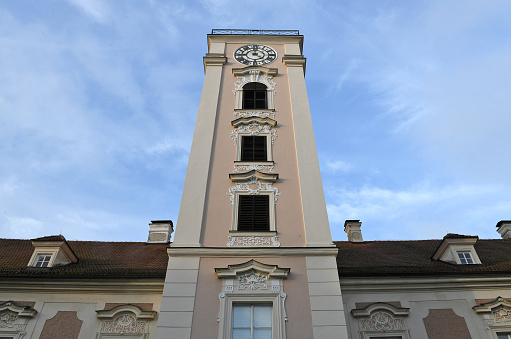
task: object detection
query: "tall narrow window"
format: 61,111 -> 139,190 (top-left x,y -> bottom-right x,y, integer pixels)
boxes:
241,136 -> 267,162
232,304 -> 272,339
243,83 -> 267,109
238,195 -> 270,231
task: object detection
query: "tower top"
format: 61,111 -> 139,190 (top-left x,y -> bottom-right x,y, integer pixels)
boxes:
210,29 -> 300,36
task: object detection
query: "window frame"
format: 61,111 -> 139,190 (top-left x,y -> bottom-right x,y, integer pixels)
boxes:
232,303 -> 272,339
221,296 -> 283,339
237,195 -> 270,232
242,82 -> 268,109
457,251 -> 475,265
34,254 -> 53,267
232,191 -> 276,234
236,132 -> 273,163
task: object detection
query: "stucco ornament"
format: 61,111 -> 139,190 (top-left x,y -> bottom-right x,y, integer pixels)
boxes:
233,164 -> 275,173
227,235 -> 280,247
238,270 -> 268,290
360,311 -> 406,331
493,307 -> 511,323
0,310 -> 17,328
234,111 -> 275,120
100,314 -> 146,334
233,70 -> 276,94
228,179 -> 280,205
231,122 -> 278,145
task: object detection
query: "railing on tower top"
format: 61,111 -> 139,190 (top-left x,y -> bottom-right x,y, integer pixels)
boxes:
211,29 -> 300,36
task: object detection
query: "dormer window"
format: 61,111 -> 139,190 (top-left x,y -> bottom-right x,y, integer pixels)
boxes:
432,233 -> 481,265
28,235 -> 78,268
457,252 -> 474,264
34,254 -> 52,267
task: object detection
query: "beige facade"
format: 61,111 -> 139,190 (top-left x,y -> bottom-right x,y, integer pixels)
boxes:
157,31 -> 348,338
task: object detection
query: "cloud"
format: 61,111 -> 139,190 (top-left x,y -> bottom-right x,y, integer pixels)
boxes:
326,160 -> 353,173
67,0 -> 110,23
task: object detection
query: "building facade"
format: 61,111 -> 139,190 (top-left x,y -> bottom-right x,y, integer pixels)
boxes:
155,30 -> 348,339
2,30 -> 511,339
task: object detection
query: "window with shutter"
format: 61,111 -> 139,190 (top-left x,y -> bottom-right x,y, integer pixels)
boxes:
238,195 -> 270,231
242,83 -> 267,109
241,136 -> 267,162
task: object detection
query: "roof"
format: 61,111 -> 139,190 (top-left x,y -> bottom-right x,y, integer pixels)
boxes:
336,239 -> 511,277
0,239 -> 168,279
31,235 -> 66,242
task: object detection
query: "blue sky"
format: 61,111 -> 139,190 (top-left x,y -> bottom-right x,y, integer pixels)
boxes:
1,0 -> 510,242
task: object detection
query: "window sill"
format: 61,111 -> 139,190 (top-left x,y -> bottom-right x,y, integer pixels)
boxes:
234,161 -> 274,166
229,231 -> 277,237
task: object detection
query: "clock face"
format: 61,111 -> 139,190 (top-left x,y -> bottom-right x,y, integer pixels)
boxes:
234,44 -> 277,66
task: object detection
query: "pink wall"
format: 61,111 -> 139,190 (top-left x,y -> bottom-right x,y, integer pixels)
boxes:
200,42 -> 306,247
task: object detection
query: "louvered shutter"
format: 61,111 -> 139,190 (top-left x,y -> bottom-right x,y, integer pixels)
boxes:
238,195 -> 270,231
241,136 -> 267,161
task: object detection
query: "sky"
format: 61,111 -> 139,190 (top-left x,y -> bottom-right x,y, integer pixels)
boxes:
1,0 -> 510,242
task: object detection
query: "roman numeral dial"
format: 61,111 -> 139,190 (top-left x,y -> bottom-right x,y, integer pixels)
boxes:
234,44 -> 277,66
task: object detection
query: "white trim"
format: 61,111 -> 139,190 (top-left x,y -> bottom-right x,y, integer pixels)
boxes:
231,123 -> 277,162
216,260 -> 289,339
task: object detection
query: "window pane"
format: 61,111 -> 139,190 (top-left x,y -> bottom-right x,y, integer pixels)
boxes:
254,328 -> 272,339
233,305 -> 251,327
497,334 -> 511,339
253,305 -> 271,327
232,328 -> 251,339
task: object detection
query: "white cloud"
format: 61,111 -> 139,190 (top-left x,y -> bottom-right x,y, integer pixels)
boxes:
326,160 -> 353,173
67,0 -> 110,23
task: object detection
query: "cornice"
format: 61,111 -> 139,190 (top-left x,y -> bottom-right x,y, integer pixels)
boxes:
167,246 -> 338,257
232,116 -> 277,128
203,53 -> 227,71
232,66 -> 278,77
340,275 -> 511,293
229,170 -> 278,183
282,54 -> 306,74
0,279 -> 164,294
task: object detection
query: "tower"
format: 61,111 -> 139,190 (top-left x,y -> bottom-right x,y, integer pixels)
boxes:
156,30 -> 349,339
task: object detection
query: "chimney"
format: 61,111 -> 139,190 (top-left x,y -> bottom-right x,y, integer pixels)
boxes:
147,220 -> 173,244
344,220 -> 363,243
496,220 -> 511,239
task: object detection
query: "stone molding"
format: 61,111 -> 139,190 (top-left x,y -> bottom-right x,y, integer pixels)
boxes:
234,110 -> 275,120
228,179 -> 280,205
231,121 -> 278,145
227,235 -> 280,247
97,304 -> 156,339
167,246 -> 339,257
229,170 -> 278,183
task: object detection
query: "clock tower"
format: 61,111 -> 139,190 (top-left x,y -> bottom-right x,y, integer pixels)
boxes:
156,30 -> 349,339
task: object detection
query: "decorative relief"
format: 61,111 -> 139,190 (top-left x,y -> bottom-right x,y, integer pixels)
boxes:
228,179 -> 280,205
238,270 -> 268,290
0,310 -> 17,328
492,307 -> 511,323
233,70 -> 277,94
360,311 -> 406,331
231,122 -> 278,145
234,111 -> 275,120
227,236 -> 280,247
100,314 -> 146,334
233,164 -> 275,173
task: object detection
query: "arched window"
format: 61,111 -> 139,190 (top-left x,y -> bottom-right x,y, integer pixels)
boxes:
242,83 -> 267,109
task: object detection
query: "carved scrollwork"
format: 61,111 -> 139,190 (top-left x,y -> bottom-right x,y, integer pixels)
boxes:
233,164 -> 275,173
231,122 -> 278,145
234,111 -> 275,120
233,70 -> 277,94
360,311 -> 406,331
228,179 -> 280,205
0,310 -> 17,328
227,236 -> 280,247
100,314 -> 146,334
238,270 -> 269,290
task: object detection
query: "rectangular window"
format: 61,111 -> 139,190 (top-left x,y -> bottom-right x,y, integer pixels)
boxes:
238,195 -> 270,231
498,333 -> 511,339
232,305 -> 272,339
458,252 -> 474,264
241,136 -> 267,162
34,254 -> 52,267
